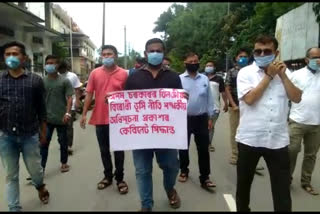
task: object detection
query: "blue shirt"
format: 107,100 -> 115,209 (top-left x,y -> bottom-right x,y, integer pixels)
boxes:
180,71 -> 214,116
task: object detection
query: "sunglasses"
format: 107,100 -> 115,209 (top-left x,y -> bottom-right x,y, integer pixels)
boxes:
253,49 -> 273,56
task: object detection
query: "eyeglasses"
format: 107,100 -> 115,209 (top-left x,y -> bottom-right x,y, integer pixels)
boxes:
253,49 -> 273,56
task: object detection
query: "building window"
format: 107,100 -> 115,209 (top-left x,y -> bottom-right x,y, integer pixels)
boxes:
0,26 -> 14,37
32,36 -> 43,45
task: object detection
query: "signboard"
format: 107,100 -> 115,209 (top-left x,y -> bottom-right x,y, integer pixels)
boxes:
275,3 -> 319,61
108,88 -> 188,151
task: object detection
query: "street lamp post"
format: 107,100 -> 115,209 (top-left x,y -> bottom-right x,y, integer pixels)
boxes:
225,2 -> 230,73
124,25 -> 127,69
102,2 -> 105,47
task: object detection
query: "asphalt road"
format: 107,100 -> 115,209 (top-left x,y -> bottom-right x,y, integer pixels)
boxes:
0,112 -> 319,211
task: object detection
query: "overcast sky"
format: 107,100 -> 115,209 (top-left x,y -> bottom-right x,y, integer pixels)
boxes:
56,3 -> 184,58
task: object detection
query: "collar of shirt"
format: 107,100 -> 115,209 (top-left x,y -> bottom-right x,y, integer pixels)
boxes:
139,64 -> 170,75
101,65 -> 121,75
181,71 -> 202,79
306,66 -> 318,74
5,69 -> 29,78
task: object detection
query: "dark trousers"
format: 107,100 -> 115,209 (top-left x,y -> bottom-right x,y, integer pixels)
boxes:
96,125 -> 124,183
40,123 -> 68,169
66,110 -> 76,148
236,143 -> 292,212
179,114 -> 211,184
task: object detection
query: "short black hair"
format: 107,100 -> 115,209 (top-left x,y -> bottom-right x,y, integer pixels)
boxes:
236,47 -> 250,57
136,57 -> 146,64
184,52 -> 198,60
145,38 -> 165,51
205,60 -> 215,65
254,35 -> 279,51
2,41 -> 26,56
57,60 -> 70,71
306,47 -> 320,58
101,45 -> 118,56
45,55 -> 59,63
163,57 -> 171,63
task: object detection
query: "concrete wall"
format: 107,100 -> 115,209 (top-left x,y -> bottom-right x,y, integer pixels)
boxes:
276,3 -> 320,61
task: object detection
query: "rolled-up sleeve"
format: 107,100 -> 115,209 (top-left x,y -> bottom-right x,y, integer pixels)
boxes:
225,70 -> 232,86
237,69 -> 255,100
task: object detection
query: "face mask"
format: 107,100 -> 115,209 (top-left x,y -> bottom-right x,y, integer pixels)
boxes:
204,66 -> 214,74
254,54 -> 275,68
5,56 -> 20,70
237,57 -> 249,67
308,59 -> 320,72
45,64 -> 56,74
103,57 -> 115,67
186,63 -> 200,72
147,52 -> 164,66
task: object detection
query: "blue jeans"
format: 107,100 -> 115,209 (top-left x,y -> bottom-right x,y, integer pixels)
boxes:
0,131 -> 44,212
40,123 -> 68,169
132,149 -> 179,209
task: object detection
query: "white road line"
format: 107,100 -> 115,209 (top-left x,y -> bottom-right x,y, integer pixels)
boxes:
223,194 -> 237,212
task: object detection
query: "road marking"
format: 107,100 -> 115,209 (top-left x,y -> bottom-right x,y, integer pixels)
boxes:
223,194 -> 236,212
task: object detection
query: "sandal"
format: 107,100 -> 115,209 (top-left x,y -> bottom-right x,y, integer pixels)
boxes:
167,188 -> 181,209
201,179 -> 216,192
178,173 -> 188,182
209,145 -> 215,152
117,181 -> 129,194
38,185 -> 50,204
302,184 -> 319,195
60,164 -> 70,173
97,178 -> 112,190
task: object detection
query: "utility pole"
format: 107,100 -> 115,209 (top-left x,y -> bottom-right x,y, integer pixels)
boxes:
102,2 -> 105,47
124,25 -> 127,69
225,2 -> 230,73
69,16 -> 73,72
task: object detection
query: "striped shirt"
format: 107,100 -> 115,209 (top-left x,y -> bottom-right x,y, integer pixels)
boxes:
0,70 -> 46,136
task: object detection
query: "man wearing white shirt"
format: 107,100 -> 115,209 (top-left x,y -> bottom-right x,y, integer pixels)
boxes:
57,61 -> 82,155
235,35 -> 302,212
288,47 -> 320,195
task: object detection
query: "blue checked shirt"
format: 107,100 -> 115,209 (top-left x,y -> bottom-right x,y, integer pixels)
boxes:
179,71 -> 214,117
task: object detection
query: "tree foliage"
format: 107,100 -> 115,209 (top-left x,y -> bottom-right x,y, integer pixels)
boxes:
153,2 -> 304,73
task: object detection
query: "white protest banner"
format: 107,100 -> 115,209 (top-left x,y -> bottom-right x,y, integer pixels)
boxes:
108,88 -> 188,151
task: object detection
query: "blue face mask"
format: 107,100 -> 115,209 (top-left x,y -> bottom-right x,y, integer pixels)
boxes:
254,54 -> 275,68
147,52 -> 164,66
45,64 -> 56,74
103,57 -> 115,67
308,59 -> 320,72
5,56 -> 21,70
204,67 -> 215,74
237,57 -> 249,67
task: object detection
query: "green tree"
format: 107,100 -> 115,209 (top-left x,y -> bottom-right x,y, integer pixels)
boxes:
153,2 -> 303,72
52,41 -> 69,60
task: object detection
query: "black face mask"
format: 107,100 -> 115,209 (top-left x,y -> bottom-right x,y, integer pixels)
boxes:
186,63 -> 199,72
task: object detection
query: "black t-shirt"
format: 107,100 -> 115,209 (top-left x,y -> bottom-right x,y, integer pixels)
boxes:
125,65 -> 183,90
209,75 -> 225,93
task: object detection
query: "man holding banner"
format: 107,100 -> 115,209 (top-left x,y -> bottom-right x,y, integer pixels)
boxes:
124,38 -> 184,212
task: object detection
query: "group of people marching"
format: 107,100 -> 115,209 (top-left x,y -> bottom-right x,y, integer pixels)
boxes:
0,34 -> 319,212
